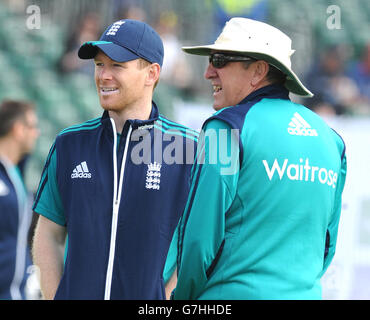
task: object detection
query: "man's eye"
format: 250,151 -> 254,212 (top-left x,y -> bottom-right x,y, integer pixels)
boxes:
113,63 -> 123,67
95,62 -> 103,66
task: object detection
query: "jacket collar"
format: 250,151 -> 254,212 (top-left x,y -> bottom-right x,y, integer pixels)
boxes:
101,101 -> 160,130
238,84 -> 290,106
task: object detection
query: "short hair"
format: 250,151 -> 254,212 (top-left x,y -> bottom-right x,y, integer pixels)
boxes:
137,58 -> 151,69
0,100 -> 35,137
137,58 -> 160,90
265,64 -> 286,86
242,60 -> 286,86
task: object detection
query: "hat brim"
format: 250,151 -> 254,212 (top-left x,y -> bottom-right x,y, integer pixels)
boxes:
182,45 -> 313,98
78,41 -> 140,63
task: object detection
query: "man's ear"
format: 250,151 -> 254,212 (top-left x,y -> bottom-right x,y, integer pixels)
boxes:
10,120 -> 24,142
145,63 -> 161,87
251,60 -> 270,87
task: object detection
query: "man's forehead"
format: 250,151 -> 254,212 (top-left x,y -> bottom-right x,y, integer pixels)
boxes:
94,49 -> 112,61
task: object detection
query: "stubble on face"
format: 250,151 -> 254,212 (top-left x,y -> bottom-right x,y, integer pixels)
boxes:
94,53 -> 149,115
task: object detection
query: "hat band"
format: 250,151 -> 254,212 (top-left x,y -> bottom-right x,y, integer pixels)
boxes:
86,40 -> 112,46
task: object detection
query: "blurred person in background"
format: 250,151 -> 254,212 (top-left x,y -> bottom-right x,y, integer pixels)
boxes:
0,100 -> 40,299
305,45 -> 362,116
209,0 -> 268,39
347,43 -> 370,114
58,12 -> 102,75
172,17 -> 347,300
156,11 -> 193,95
154,11 -> 195,119
115,4 -> 147,22
32,19 -> 197,300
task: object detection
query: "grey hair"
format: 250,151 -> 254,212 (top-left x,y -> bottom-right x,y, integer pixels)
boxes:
242,60 -> 286,85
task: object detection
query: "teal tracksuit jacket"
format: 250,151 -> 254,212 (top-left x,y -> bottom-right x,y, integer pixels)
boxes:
173,84 -> 347,300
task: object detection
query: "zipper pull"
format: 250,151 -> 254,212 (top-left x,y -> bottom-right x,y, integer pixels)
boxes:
113,200 -> 119,216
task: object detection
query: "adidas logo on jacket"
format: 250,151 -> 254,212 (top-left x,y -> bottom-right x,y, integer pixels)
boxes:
71,161 -> 91,179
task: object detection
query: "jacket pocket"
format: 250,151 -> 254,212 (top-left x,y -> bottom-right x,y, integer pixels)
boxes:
206,239 -> 225,279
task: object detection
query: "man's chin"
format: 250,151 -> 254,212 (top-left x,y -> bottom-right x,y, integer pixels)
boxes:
100,104 -> 111,110
213,102 -> 226,111
100,101 -> 118,111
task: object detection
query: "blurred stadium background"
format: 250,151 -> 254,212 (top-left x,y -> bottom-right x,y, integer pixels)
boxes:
0,0 -> 369,299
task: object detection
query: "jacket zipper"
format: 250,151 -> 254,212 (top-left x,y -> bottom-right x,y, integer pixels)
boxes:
104,119 -> 132,300
0,158 -> 31,300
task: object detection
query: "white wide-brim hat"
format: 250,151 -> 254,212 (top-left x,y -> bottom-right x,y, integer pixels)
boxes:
182,17 -> 313,97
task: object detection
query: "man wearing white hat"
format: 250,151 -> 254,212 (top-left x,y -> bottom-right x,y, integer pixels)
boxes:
173,18 -> 347,299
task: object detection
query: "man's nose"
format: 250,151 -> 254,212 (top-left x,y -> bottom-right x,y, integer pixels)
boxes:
98,66 -> 113,81
204,63 -> 217,80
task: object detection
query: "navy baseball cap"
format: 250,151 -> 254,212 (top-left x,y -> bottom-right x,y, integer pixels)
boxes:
78,19 -> 164,66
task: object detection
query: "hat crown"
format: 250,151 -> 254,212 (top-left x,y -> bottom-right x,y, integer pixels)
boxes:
100,19 -> 164,65
181,17 -> 313,97
215,18 -> 294,68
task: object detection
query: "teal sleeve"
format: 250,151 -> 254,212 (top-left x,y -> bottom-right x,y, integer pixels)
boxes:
174,119 -> 239,300
33,143 -> 66,226
322,153 -> 347,273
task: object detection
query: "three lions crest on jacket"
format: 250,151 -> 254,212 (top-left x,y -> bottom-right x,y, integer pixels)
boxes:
145,162 -> 161,190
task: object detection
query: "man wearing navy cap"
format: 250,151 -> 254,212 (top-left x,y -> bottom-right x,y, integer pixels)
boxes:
32,19 -> 198,300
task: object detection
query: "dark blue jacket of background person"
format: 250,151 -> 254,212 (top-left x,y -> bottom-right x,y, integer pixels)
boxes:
33,103 -> 198,299
0,158 -> 33,300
